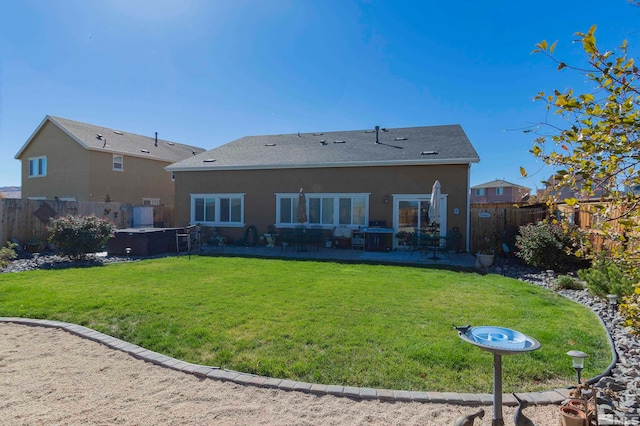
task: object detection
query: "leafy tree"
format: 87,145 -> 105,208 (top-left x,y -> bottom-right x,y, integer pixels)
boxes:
523,25 -> 640,276
523,23 -> 640,333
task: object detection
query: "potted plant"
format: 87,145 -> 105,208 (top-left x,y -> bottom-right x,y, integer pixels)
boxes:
476,235 -> 495,268
559,405 -> 586,426
395,231 -> 413,247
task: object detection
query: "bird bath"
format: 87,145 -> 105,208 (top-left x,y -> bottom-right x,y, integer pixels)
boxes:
456,325 -> 541,426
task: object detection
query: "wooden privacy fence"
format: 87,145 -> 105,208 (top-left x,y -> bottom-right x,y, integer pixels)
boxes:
556,201 -> 629,254
469,203 -> 548,254
469,200 -> 630,256
0,199 -> 174,247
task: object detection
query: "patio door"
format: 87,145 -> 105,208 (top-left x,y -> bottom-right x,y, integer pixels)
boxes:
392,194 -> 447,248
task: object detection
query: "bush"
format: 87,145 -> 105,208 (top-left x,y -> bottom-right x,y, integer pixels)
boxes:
620,284 -> 640,335
553,275 -> 585,291
515,221 -> 587,271
577,261 -> 635,299
0,241 -> 17,268
48,215 -> 115,260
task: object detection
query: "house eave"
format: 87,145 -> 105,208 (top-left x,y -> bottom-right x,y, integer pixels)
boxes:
166,158 -> 480,172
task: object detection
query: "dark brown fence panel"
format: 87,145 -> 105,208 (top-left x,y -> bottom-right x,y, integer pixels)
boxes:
469,203 -> 548,254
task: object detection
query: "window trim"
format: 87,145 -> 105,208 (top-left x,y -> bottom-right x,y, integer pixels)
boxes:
496,187 -> 504,196
275,192 -> 369,229
28,156 -> 47,178
190,193 -> 245,227
474,188 -> 485,196
113,154 -> 124,171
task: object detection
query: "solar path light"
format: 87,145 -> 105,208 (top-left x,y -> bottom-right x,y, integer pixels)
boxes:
606,294 -> 618,316
567,350 -> 588,385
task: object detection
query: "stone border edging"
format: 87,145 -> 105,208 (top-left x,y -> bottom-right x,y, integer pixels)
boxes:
1,316 -> 571,406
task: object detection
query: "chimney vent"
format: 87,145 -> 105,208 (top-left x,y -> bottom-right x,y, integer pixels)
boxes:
375,126 -> 380,144
155,132 -> 158,147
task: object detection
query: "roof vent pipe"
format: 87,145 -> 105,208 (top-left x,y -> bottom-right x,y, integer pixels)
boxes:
375,125 -> 379,144
155,132 -> 158,147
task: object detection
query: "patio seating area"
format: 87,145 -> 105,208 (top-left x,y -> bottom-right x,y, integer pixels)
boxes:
197,243 -> 477,268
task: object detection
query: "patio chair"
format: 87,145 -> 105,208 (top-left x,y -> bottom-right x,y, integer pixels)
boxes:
331,226 -> 352,249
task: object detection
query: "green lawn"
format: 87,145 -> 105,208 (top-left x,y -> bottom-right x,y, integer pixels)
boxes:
0,256 -> 610,393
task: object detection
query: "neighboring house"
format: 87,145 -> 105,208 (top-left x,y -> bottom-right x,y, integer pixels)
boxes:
544,174 -> 610,201
470,179 -> 531,204
626,183 -> 640,195
167,125 -> 480,251
15,116 -> 205,205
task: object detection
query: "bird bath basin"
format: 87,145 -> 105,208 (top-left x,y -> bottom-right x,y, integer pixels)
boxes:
460,326 -> 539,354
456,325 -> 540,426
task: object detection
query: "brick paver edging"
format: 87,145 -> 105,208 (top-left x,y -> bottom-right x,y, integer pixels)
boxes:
1,317 -> 571,406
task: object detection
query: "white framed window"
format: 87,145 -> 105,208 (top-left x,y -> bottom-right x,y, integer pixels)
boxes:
474,188 -> 485,196
143,198 -> 160,206
275,193 -> 369,228
113,155 -> 124,171
190,193 -> 244,227
28,156 -> 47,177
496,187 -> 504,196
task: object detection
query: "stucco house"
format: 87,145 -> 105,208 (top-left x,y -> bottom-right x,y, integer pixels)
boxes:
470,179 -> 531,204
168,124 -> 480,251
15,116 -> 205,205
543,174 -> 610,201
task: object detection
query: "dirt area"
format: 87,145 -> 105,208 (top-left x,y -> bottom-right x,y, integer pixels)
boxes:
0,323 -> 561,425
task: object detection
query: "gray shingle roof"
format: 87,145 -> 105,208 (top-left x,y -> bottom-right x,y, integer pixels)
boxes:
16,116 -> 205,162
168,124 -> 479,171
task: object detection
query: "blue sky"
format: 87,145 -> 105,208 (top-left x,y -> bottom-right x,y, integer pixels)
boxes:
1,1 -> 639,191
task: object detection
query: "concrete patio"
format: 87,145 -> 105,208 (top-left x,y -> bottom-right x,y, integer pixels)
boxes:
196,244 -> 478,269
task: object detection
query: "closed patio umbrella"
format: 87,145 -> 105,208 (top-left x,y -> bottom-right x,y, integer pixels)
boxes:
427,180 -> 442,260
297,188 -> 307,224
428,180 -> 441,228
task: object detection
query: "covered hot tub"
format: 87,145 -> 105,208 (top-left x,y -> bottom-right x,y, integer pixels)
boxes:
107,227 -> 186,256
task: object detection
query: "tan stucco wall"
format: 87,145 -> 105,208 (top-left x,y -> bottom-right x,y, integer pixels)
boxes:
174,164 -> 471,247
86,151 -> 175,205
18,121 -> 176,205
19,121 -> 91,200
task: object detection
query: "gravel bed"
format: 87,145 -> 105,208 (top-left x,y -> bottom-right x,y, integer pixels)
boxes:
494,262 -> 640,426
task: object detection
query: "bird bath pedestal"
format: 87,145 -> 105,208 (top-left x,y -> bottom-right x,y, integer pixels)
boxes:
457,326 -> 541,426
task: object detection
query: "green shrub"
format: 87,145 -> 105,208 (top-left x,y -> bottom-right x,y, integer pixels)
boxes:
577,261 -> 635,299
515,221 -> 587,271
0,241 -> 17,268
48,215 -> 115,260
553,275 -> 585,291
